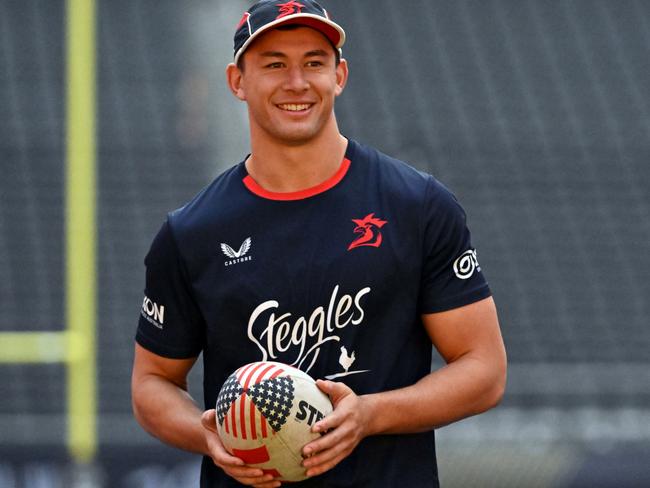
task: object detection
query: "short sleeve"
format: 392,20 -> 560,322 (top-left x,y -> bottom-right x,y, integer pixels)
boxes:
418,177 -> 491,313
136,218 -> 205,358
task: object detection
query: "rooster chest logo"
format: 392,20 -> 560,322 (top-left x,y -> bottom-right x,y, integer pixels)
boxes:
347,213 -> 388,251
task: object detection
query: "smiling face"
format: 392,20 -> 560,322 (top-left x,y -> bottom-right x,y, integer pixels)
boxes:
227,26 -> 348,147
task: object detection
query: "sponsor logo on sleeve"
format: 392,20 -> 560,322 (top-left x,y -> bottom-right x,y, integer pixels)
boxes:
141,296 -> 165,329
453,249 -> 481,280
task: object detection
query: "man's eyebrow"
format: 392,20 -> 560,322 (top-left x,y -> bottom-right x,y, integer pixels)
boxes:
260,51 -> 287,58
304,49 -> 329,57
258,49 -> 329,58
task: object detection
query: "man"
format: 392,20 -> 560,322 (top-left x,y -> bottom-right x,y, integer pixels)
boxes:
131,1 -> 507,487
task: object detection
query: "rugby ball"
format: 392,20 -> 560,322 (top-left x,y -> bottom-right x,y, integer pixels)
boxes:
215,361 -> 333,481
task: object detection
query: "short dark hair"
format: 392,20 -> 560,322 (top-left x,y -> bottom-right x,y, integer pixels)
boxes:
236,24 -> 341,72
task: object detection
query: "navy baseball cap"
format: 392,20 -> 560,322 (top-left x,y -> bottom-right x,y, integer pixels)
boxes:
234,0 -> 346,65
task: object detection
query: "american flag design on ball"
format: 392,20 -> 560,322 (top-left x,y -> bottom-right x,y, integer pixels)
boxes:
215,361 -> 334,482
216,362 -> 294,439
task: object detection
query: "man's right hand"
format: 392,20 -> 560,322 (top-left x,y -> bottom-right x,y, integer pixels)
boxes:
201,410 -> 282,488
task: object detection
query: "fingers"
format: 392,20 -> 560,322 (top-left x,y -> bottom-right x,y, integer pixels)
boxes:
310,380 -> 357,437
315,379 -> 352,404
311,404 -> 343,435
301,380 -> 367,477
302,428 -> 352,477
304,450 -> 348,478
201,409 -> 218,433
213,450 -> 281,486
204,431 -> 244,470
252,482 -> 282,488
202,410 -> 282,486
312,380 -> 354,434
226,469 -> 281,487
303,410 -> 353,460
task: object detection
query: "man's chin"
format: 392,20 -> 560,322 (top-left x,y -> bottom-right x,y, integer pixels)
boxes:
271,127 -> 322,147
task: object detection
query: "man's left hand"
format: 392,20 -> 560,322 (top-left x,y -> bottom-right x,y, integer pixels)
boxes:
301,380 -> 370,478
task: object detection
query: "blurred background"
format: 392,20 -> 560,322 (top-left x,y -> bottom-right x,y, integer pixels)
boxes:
1,0 -> 649,486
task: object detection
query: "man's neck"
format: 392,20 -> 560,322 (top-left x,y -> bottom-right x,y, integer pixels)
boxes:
245,129 -> 348,194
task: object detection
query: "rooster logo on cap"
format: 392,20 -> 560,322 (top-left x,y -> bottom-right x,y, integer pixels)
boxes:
276,1 -> 305,19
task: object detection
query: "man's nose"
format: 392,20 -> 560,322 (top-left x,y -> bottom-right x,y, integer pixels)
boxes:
283,66 -> 309,91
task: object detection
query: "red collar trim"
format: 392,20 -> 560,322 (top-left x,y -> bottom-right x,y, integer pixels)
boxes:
243,158 -> 351,201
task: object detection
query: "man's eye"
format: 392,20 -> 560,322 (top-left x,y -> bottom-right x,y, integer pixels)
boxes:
266,62 -> 283,69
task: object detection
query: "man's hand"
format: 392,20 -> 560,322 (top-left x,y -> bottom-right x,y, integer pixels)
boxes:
300,380 -> 370,478
201,410 -> 281,488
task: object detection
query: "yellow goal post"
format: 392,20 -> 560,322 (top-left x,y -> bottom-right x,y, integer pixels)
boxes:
0,0 -> 98,465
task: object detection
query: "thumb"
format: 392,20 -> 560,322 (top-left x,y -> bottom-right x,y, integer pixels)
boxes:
316,379 -> 352,404
201,409 -> 218,433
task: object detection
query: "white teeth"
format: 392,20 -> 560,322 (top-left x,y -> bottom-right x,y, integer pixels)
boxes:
279,103 -> 310,111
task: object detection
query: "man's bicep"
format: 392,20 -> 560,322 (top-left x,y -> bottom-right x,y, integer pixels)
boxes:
132,342 -> 198,391
422,297 -> 505,366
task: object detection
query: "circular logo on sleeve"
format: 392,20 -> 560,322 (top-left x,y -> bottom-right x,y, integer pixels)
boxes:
453,249 -> 480,280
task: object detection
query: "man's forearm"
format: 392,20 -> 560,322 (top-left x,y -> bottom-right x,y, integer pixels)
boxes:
361,353 -> 506,436
132,373 -> 210,455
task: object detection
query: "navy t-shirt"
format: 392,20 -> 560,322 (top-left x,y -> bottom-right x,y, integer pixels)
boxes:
136,138 -> 491,487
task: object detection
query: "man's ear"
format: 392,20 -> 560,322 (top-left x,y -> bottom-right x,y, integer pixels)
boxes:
334,58 -> 349,97
226,63 -> 246,101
